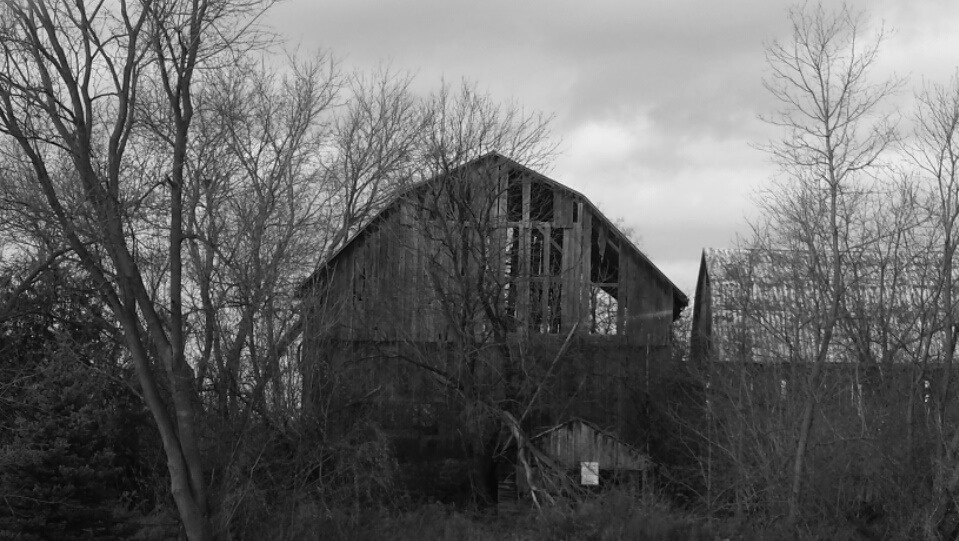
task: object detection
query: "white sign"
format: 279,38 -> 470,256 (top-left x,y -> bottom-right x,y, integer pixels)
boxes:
580,461 -> 599,486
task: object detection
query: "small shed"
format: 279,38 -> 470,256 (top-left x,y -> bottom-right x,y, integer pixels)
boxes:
532,418 -> 652,475
531,418 -> 652,485
498,419 -> 653,509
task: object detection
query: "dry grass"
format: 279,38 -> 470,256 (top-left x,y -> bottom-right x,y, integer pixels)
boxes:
281,489 -> 713,541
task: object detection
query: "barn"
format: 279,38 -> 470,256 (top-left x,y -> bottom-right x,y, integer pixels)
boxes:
299,152 -> 687,500
690,247 -> 939,366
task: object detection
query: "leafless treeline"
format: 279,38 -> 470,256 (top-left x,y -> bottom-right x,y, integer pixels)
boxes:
685,4 -> 959,538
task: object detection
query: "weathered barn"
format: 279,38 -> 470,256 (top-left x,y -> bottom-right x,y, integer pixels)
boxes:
303,152 -> 686,342
300,152 -> 687,500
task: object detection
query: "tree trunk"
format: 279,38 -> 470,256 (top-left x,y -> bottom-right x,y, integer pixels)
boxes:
788,377 -> 819,524
120,310 -> 212,540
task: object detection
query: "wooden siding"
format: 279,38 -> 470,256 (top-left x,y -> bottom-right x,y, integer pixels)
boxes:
533,419 -> 651,471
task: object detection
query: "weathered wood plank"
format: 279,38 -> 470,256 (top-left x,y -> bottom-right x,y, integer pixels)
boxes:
581,213 -> 593,330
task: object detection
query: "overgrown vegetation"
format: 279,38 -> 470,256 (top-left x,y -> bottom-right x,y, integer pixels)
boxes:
224,489 -> 715,541
0,272 -> 152,539
5,1 -> 959,539
673,3 -> 959,539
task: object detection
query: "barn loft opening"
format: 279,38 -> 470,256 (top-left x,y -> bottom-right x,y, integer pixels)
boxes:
507,173 -> 554,223
590,286 -> 619,334
531,228 -> 545,276
591,225 -> 620,285
590,223 -> 621,334
530,181 -> 554,222
502,172 -> 565,334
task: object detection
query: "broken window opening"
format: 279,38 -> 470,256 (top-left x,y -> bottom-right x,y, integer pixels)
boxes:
590,285 -> 619,335
529,181 -> 554,222
572,202 -> 579,223
591,224 -> 620,284
505,227 -> 520,277
530,228 -> 545,276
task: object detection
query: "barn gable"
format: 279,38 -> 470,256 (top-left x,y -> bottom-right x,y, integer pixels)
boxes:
302,152 -> 687,344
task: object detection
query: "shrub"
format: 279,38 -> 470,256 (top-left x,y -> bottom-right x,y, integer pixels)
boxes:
0,356 -> 145,539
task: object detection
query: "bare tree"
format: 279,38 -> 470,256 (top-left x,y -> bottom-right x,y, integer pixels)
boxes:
419,79 -> 556,176
185,53 -> 338,420
0,1 -> 273,538
759,2 -> 899,525
401,82 -> 558,500
907,72 -> 959,539
323,65 -> 422,256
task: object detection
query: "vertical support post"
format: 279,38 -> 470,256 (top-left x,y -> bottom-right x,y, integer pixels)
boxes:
581,213 -> 592,331
562,215 -> 575,332
517,179 -> 531,326
542,224 -> 551,331
617,249 -> 627,336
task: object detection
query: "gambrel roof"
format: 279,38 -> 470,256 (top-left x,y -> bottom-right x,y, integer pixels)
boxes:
302,151 -> 688,317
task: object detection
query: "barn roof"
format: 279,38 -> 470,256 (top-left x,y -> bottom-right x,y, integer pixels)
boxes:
301,151 -> 688,315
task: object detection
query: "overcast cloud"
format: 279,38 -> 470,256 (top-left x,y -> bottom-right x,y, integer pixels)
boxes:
268,0 -> 959,296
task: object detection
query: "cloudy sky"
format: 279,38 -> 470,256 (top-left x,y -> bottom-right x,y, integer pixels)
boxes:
268,0 -> 959,297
